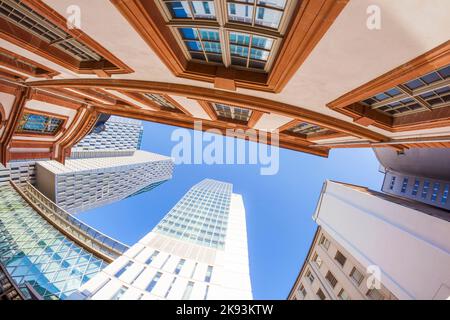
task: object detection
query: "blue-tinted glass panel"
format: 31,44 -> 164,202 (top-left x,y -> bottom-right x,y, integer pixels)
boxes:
250,48 -> 269,61
185,41 -> 203,51
258,0 -> 286,9
179,28 -> 199,40
191,1 -> 216,19
229,32 -> 250,46
199,29 -> 220,41
230,45 -> 248,58
166,1 -> 192,18
255,7 -> 282,28
251,35 -> 273,49
228,3 -> 253,24
202,41 -> 221,53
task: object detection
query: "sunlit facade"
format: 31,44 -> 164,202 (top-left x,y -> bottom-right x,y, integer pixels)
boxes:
71,179 -> 252,300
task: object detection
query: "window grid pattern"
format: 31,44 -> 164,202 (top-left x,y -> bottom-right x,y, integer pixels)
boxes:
16,113 -> 63,135
361,65 -> 450,116
144,93 -> 179,110
213,103 -> 252,122
161,0 -> 293,72
155,179 -> 232,249
0,0 -> 102,62
287,122 -> 328,136
0,184 -> 107,300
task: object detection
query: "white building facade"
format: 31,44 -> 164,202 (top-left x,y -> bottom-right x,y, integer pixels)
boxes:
71,179 -> 253,300
35,150 -> 174,214
309,180 -> 450,300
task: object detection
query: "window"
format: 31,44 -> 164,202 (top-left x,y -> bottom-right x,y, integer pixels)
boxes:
204,285 -> 209,300
164,276 -> 177,298
316,288 -> 326,300
441,184 -> 449,204
146,272 -> 163,293
287,122 -> 328,135
366,288 -> 385,300
143,93 -> 179,111
305,270 -> 314,284
350,267 -> 364,286
319,235 -> 330,250
115,261 -> 133,278
174,259 -> 186,275
334,251 -> 347,267
145,250 -> 160,265
162,0 -> 293,73
164,0 -> 216,20
389,176 -> 396,190
213,103 -> 252,122
16,113 -> 63,135
325,271 -> 338,288
412,180 -> 420,196
205,265 -> 213,282
401,177 -> 409,193
182,281 -> 195,300
111,286 -> 128,300
421,181 -> 430,199
313,253 -> 322,268
431,182 -> 440,202
338,288 -> 350,300
0,0 -> 129,74
361,65 -> 450,117
297,283 -> 306,299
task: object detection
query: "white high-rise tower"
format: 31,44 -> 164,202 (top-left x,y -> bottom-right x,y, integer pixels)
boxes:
71,179 -> 253,300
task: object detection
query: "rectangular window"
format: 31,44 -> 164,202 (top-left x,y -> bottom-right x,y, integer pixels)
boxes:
316,288 -> 326,300
297,283 -> 307,299
111,285 -> 128,300
421,181 -> 430,199
205,265 -> 213,282
146,272 -> 162,293
401,177 -> 409,193
338,288 -> 350,300
115,261 -> 133,278
367,288 -> 385,300
313,253 -> 322,268
431,182 -> 440,202
412,180 -> 420,196
145,250 -> 160,265
334,251 -> 347,267
389,176 -> 396,190
350,267 -> 364,285
305,270 -> 314,284
16,113 -> 63,135
319,235 -> 330,250
182,281 -> 195,300
441,184 -> 449,204
164,277 -> 177,298
204,285 -> 209,300
325,271 -> 338,288
174,259 -> 186,275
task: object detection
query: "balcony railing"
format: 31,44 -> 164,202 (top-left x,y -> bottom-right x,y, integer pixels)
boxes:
12,181 -> 129,263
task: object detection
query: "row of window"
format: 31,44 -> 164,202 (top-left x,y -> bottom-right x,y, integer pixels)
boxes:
390,176 -> 449,204
296,234 -> 386,300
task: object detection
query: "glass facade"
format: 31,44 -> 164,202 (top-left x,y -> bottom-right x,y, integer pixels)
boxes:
361,65 -> 450,116
286,122 -> 328,136
16,113 -> 63,135
0,184 -> 107,300
154,179 -> 232,249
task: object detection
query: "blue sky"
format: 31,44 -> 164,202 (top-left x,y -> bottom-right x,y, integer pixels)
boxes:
78,121 -> 384,299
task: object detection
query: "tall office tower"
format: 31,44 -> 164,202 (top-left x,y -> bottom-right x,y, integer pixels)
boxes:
35,151 -> 174,214
374,148 -> 450,210
288,180 -> 450,301
0,173 -> 128,300
71,179 -> 253,300
70,115 -> 144,159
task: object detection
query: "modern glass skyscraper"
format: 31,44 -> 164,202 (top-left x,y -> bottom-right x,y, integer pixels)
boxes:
35,151 -> 174,214
0,183 -> 109,300
71,179 -> 253,300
